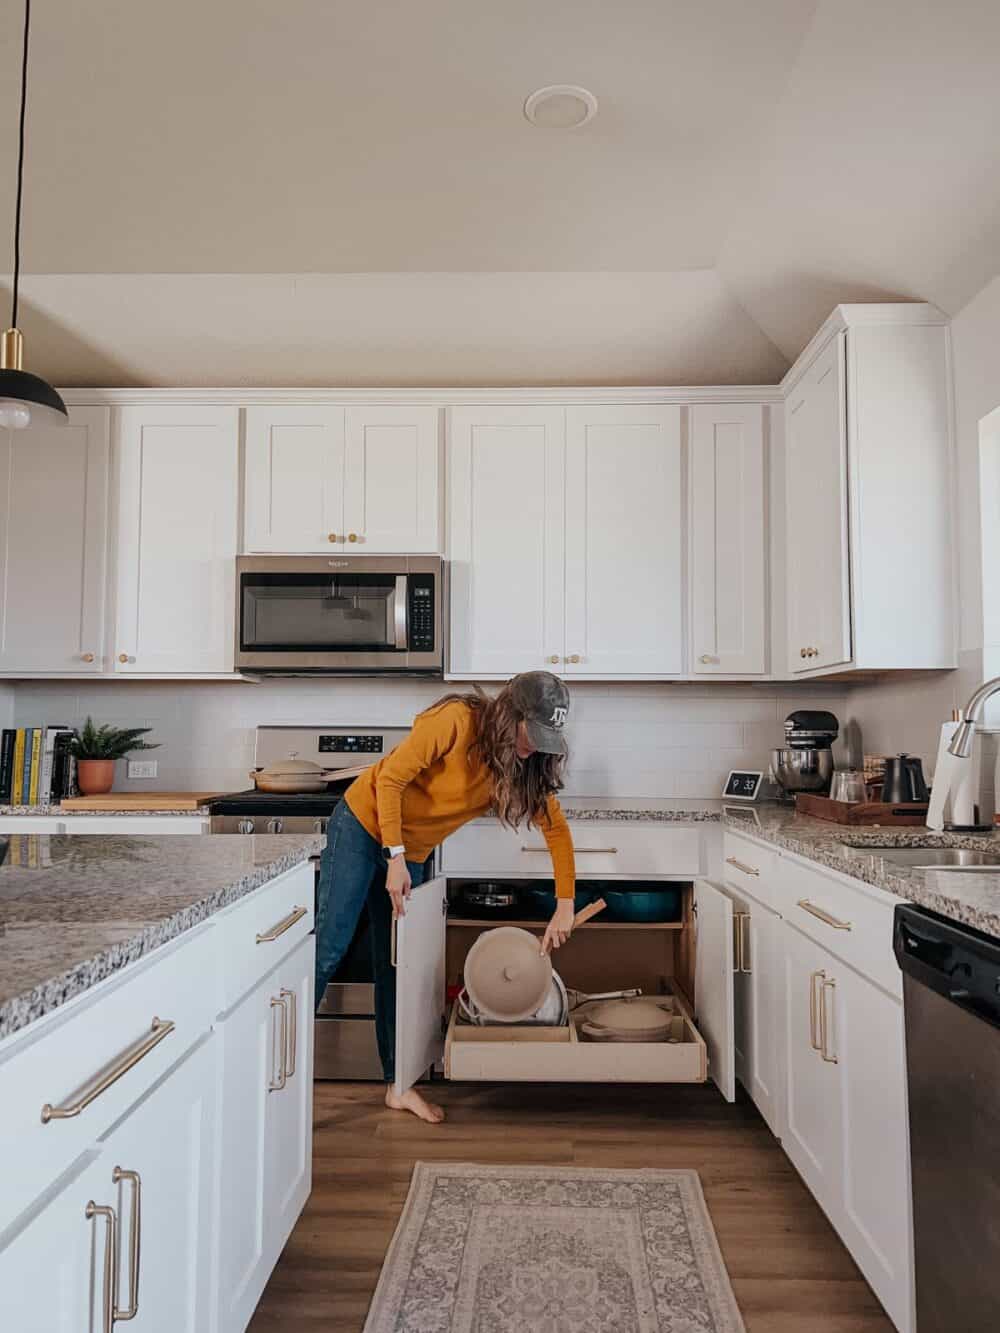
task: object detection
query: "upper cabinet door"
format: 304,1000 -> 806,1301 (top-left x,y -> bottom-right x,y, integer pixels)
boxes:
115,406 -> 239,673
448,407 -> 565,675
693,878 -> 736,1101
564,406 -> 682,676
0,407 -> 109,673
690,404 -> 766,674
785,335 -> 851,673
343,407 -> 441,552
245,407 -> 346,553
393,875 -> 448,1096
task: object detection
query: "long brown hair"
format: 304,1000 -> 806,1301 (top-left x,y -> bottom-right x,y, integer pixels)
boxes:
422,683 -> 566,829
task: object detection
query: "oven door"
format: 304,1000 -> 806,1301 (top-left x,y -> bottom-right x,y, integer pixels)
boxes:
236,555 -> 442,675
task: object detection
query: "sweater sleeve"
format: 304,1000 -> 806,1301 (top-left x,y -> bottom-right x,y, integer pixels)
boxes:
375,704 -> 464,848
541,795 -> 576,900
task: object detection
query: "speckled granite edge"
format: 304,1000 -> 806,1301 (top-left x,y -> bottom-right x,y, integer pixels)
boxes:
0,841 -> 318,1041
563,807 -> 722,823
0,805 -> 210,817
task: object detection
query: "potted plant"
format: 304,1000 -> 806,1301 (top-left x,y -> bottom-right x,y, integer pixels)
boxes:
70,718 -> 160,796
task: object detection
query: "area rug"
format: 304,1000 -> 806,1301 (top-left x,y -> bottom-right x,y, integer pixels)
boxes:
363,1162 -> 745,1332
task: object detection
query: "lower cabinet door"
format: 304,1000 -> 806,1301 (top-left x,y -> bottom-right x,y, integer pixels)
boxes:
782,924 -> 842,1205
833,966 -> 914,1333
0,1149 -> 112,1333
747,903 -> 784,1137
264,934 -> 315,1258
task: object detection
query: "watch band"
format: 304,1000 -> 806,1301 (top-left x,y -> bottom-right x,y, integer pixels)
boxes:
386,844 -> 406,859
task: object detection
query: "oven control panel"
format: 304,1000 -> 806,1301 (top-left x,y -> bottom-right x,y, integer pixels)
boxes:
319,734 -> 384,754
408,575 -> 435,652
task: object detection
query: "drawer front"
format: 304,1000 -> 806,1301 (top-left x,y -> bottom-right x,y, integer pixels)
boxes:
722,832 -> 778,910
215,862 -> 315,1012
444,1001 -> 707,1083
777,854 -> 901,997
0,925 -> 216,1231
441,821 -> 703,879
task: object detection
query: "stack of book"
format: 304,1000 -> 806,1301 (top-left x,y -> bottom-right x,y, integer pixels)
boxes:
0,726 -> 77,806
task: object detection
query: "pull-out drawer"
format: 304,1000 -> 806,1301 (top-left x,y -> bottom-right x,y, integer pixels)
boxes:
722,831 -> 778,910
442,820 -> 703,879
444,994 -> 707,1083
0,923 -> 217,1231
776,852 -> 902,998
214,861 -> 315,1012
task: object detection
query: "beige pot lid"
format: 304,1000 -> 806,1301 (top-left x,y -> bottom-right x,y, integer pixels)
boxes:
584,997 -> 674,1035
257,753 -> 330,778
463,926 -> 553,1022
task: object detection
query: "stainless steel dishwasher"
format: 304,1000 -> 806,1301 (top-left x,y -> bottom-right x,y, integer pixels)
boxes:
894,904 -> 1000,1332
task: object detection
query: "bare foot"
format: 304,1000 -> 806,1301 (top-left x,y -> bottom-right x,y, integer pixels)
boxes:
384,1086 -> 446,1124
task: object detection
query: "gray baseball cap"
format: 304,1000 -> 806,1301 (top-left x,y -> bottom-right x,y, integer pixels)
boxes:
509,671 -> 570,755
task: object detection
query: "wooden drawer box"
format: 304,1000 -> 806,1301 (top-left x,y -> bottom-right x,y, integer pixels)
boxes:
441,820 -> 703,879
214,862 -> 315,1013
776,852 -> 903,998
444,994 -> 707,1084
0,923 -> 217,1231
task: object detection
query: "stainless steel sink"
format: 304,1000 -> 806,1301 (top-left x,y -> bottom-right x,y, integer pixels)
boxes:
843,845 -> 1000,871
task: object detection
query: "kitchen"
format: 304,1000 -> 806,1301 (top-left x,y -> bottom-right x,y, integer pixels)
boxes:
1,2 -> 1000,1331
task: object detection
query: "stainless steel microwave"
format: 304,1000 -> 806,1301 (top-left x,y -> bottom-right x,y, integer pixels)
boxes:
235,555 -> 445,676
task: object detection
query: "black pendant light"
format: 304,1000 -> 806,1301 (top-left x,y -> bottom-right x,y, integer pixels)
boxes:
0,0 -> 67,429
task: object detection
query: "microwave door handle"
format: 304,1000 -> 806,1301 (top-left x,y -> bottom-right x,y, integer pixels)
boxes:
393,576 -> 408,650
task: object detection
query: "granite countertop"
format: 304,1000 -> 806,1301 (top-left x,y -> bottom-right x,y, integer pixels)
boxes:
0,805 -> 211,817
0,833 -> 322,1041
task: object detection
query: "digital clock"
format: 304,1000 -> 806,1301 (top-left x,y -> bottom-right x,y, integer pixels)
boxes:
723,770 -> 764,801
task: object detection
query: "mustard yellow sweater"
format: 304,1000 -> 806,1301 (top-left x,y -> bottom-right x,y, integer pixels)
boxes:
345,700 -> 576,898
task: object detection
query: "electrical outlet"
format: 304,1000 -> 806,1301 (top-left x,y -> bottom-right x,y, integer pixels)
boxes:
127,759 -> 158,780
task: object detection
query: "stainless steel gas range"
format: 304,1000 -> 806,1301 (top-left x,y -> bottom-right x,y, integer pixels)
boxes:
208,724 -> 409,1080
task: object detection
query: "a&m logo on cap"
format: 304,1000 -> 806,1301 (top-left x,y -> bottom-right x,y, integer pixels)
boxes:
550,706 -> 568,727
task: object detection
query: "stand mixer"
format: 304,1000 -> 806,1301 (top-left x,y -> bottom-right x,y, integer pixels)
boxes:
771,710 -> 839,801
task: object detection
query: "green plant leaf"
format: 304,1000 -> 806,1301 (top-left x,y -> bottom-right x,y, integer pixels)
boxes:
69,717 -> 160,761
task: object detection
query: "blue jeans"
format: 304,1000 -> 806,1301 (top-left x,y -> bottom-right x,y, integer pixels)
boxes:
314,802 -> 429,1083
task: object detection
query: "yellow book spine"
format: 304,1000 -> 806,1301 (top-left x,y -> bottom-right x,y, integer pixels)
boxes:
28,729 -> 42,805
12,730 -> 25,804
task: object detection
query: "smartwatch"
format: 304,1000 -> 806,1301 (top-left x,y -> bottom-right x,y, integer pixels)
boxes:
385,844 -> 406,859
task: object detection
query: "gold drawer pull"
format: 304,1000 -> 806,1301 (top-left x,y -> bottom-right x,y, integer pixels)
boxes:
280,986 -> 297,1078
269,995 -> 288,1091
521,846 -> 618,854
256,904 -> 307,943
797,899 -> 852,931
726,856 -> 759,877
86,1202 -> 118,1333
809,970 -> 825,1050
41,1018 -> 175,1124
820,977 -> 838,1063
112,1167 -> 142,1321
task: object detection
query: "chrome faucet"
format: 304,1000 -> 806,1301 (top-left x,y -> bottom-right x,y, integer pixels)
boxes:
948,676 -> 1000,758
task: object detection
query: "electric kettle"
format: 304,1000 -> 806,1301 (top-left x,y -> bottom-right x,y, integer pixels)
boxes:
881,754 -> 929,803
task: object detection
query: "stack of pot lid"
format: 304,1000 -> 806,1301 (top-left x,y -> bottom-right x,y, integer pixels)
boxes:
578,996 -> 676,1043
463,926 -> 553,1022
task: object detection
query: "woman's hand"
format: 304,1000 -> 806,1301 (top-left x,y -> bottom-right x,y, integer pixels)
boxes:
541,899 -> 575,954
386,855 -> 412,918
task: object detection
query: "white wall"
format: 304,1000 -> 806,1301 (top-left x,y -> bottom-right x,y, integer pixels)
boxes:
846,273 -> 1000,808
0,684 -> 13,733
11,678 -> 848,801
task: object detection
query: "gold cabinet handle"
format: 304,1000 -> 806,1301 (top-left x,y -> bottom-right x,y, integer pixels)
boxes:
800,647 -> 808,659
726,855 -> 760,877
112,1167 -> 141,1321
86,1202 -> 118,1333
256,904 -> 307,944
732,912 -> 751,973
348,532 -> 359,543
808,970 -> 825,1051
327,532 -> 339,543
699,653 -> 720,665
820,977 -> 838,1063
80,652 -> 95,663
118,653 -> 136,665
739,914 -> 751,973
521,845 -> 617,854
547,655 -> 560,664
280,986 -> 297,1079
41,1018 -> 175,1123
566,654 -> 581,664
797,899 -> 852,931
269,995 -> 288,1092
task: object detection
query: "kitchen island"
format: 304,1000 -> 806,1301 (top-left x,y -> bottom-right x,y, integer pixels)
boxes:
0,832 -> 321,1333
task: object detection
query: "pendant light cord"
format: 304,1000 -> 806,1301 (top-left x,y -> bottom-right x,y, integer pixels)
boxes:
10,0 -> 31,329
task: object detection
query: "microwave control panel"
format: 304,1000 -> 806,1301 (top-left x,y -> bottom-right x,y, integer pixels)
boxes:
408,576 -> 436,652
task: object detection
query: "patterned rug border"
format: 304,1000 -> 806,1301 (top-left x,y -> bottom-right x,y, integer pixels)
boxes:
363,1161 -> 746,1332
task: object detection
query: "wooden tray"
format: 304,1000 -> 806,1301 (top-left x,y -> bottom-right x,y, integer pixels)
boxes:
795,793 -> 929,826
60,792 -> 223,811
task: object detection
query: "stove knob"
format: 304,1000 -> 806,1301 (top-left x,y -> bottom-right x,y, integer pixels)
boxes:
237,819 -> 255,835
266,817 -> 284,834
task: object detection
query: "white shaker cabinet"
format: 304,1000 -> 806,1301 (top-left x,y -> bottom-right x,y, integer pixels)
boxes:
690,404 -> 766,675
114,405 -> 240,673
564,406 -> 682,676
448,407 -> 566,675
245,406 -> 346,553
784,333 -> 851,674
0,406 -> 110,674
245,405 -> 441,554
728,886 -> 783,1137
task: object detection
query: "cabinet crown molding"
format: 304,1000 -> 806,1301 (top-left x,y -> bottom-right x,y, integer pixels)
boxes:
57,385 -> 784,407
781,301 -> 949,396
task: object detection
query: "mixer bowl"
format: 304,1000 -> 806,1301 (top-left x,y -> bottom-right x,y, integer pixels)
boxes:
771,747 -> 834,795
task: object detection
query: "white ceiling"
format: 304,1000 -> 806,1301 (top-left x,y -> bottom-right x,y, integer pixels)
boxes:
1,0 -> 999,385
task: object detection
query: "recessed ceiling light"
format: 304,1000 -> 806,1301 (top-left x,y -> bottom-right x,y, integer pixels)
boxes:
523,85 -> 598,130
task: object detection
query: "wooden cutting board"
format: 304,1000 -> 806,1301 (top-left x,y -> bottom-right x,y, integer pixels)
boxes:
60,792 -> 225,811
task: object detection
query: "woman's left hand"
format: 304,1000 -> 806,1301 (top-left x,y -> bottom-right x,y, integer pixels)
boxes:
541,899 -> 576,954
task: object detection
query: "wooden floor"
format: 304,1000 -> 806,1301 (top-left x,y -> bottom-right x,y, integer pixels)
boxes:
249,1080 -> 895,1333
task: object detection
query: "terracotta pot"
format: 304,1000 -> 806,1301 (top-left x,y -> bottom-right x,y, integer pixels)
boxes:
76,759 -> 116,796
